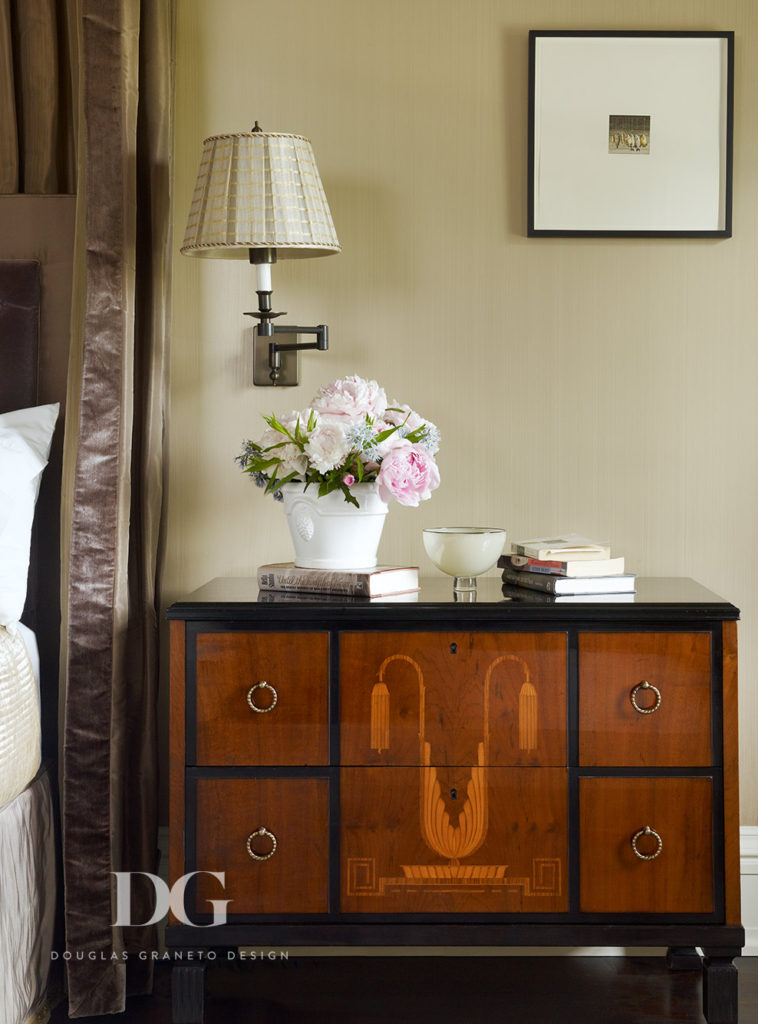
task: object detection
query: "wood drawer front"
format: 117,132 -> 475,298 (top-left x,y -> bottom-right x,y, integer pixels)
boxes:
578,632 -> 712,767
341,767 -> 568,913
194,778 -> 329,915
194,632 -> 328,766
579,777 -> 714,914
340,632 -> 567,767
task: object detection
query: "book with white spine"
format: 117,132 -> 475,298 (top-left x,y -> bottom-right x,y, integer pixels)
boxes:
257,562 -> 419,597
510,534 -> 611,560
499,554 -> 625,578
501,565 -> 636,595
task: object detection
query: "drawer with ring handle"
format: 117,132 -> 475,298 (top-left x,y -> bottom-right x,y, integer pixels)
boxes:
193,631 -> 328,766
194,778 -> 329,915
579,777 -> 713,914
579,632 -> 712,767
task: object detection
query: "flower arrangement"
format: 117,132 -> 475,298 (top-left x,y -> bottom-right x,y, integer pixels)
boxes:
237,375 -> 441,507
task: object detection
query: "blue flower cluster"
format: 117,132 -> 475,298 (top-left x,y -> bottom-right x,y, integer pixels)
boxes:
236,444 -> 283,500
417,424 -> 441,454
346,420 -> 381,460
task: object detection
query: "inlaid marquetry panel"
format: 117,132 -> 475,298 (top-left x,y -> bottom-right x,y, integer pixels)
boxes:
341,767 -> 568,913
579,632 -> 712,767
194,631 -> 329,765
579,776 -> 714,914
340,632 -> 567,767
195,777 -> 329,915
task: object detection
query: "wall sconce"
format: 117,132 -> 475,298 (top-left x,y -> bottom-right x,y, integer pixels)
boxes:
181,122 -> 341,386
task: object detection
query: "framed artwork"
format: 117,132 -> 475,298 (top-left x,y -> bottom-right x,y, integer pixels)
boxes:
528,31 -> 734,237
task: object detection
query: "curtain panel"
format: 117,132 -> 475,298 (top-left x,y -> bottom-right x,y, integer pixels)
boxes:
60,0 -> 173,1015
0,0 -> 75,193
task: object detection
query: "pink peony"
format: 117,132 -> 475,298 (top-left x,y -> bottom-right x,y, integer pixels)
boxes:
312,375 -> 387,422
383,402 -> 426,432
343,473 -> 356,486
375,441 -> 440,507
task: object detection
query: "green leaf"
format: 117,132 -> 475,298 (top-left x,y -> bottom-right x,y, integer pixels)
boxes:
244,456 -> 282,474
317,477 -> 341,498
375,423 -> 401,443
339,482 -> 360,508
274,470 -> 299,488
292,414 -> 312,446
262,439 -> 293,452
266,414 -> 298,444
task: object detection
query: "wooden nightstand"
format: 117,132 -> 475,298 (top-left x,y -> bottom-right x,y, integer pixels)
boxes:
167,577 -> 743,1024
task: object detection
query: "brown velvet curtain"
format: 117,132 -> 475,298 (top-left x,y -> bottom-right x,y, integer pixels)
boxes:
60,0 -> 173,1016
0,0 -> 75,193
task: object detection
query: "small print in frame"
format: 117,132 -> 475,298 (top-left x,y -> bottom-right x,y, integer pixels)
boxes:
528,31 -> 733,236
609,115 -> 650,155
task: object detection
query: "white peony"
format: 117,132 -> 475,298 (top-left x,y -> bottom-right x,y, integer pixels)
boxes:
312,375 -> 387,422
258,410 -> 312,478
304,420 -> 352,473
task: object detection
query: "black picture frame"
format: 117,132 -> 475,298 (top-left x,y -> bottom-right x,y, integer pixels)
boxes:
527,30 -> 734,238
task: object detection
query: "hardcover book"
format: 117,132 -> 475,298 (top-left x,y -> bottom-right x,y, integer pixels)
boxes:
257,589 -> 419,604
499,554 -> 625,578
257,562 -> 420,598
501,565 -> 636,595
510,534 -> 611,560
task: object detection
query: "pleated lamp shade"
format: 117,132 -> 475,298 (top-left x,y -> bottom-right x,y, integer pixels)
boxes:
181,129 -> 341,259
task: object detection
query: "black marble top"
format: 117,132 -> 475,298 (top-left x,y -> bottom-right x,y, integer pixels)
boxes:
168,577 -> 739,626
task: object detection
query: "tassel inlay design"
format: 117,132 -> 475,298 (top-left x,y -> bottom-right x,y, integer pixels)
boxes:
370,682 -> 390,753
519,681 -> 538,751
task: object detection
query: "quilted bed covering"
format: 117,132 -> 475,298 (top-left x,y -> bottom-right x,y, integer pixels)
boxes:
0,625 -> 40,811
0,767 -> 55,1024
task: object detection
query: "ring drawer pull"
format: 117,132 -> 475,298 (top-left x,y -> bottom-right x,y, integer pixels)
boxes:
631,825 -> 663,861
246,827 -> 278,861
246,681 -> 278,713
630,680 -> 661,715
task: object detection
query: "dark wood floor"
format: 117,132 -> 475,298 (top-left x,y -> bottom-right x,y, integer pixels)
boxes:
50,955 -> 758,1023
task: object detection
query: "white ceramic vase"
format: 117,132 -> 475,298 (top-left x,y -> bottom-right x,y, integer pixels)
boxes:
280,482 -> 389,569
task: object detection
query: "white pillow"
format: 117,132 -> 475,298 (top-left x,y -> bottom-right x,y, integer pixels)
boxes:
0,404 -> 59,629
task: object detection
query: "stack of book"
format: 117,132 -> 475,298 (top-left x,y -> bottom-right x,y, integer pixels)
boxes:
257,562 -> 420,599
499,534 -> 635,600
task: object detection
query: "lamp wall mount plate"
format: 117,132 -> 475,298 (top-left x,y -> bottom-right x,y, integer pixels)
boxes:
252,328 -> 299,386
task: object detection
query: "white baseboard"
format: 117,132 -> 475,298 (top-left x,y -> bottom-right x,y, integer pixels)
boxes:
741,826 -> 758,956
156,825 -> 758,956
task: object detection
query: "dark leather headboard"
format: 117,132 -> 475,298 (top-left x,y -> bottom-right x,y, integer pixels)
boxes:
0,258 -> 61,758
1,205 -> 73,763
0,260 -> 40,412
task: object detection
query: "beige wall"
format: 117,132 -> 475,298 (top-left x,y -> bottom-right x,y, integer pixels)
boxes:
168,0 -> 758,823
